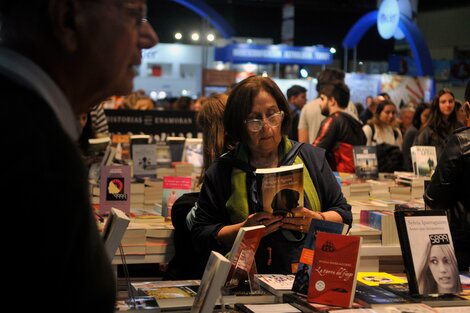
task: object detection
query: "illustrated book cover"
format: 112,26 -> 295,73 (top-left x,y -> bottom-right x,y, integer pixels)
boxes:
182,138 -> 203,169
254,274 -> 295,297
356,272 -> 407,287
394,210 -> 462,296
307,232 -> 362,308
134,281 -> 199,311
100,165 -> 131,214
225,225 -> 265,292
190,251 -> 231,313
161,176 -> 192,218
132,143 -> 158,178
353,146 -> 379,179
102,207 -> 130,261
255,163 -> 303,217
410,146 -> 437,177
292,219 -> 348,296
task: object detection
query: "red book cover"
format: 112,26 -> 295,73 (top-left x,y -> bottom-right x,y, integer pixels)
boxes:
307,232 -> 362,308
226,225 -> 265,290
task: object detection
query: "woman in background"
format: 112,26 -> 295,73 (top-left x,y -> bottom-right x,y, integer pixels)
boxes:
402,102 -> 430,171
165,93 -> 233,280
413,88 -> 462,158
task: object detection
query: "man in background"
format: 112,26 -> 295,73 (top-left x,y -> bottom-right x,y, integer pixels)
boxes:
313,80 -> 366,173
298,68 -> 358,143
1,0 -> 158,311
286,84 -> 307,141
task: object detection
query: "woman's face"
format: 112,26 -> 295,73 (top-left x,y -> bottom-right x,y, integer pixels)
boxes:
245,90 -> 283,158
379,104 -> 397,125
420,108 -> 431,127
438,92 -> 455,119
428,245 -> 456,293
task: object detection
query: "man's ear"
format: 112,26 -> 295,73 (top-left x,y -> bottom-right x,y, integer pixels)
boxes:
48,0 -> 79,52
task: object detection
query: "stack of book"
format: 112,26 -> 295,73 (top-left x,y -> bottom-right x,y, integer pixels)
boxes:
341,180 -> 372,201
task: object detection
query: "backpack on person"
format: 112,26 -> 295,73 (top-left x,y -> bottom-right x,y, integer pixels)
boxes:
371,125 -> 404,173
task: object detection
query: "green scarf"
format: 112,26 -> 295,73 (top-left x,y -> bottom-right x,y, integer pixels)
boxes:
226,137 -> 321,224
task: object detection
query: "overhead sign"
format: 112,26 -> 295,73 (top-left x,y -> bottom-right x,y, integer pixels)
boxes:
105,110 -> 200,141
215,44 -> 332,65
377,0 -> 400,39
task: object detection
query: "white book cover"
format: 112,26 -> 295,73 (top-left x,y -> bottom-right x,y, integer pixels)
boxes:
395,211 -> 462,296
132,144 -> 158,177
191,251 -> 231,313
410,146 -> 437,177
102,207 -> 130,261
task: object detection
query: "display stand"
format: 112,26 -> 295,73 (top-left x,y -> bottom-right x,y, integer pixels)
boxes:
225,259 -> 261,293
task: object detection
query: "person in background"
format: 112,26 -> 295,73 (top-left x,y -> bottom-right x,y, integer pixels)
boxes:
363,100 -> 403,147
165,93 -> 234,280
417,241 -> 461,294
298,68 -> 358,144
424,80 -> 470,271
402,102 -> 430,171
173,95 -> 193,110
360,95 -> 375,124
1,0 -> 158,311
413,88 -> 463,159
313,80 -> 366,173
398,104 -> 415,136
286,84 -> 307,141
363,100 -> 404,172
191,76 -> 351,274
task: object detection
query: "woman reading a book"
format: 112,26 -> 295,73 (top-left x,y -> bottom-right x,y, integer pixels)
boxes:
191,76 -> 352,274
417,241 -> 461,295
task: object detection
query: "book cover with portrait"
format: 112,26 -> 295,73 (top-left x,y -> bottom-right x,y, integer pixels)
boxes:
394,210 -> 462,296
99,165 -> 131,214
307,232 -> 362,308
255,163 -> 303,217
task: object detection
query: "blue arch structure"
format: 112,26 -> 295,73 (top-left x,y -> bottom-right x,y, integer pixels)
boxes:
171,0 -> 234,39
343,10 -> 433,76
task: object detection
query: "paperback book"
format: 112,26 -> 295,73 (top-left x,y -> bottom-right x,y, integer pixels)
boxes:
254,274 -> 295,297
410,146 -> 437,177
292,219 -> 348,295
100,165 -> 131,214
226,225 -> 265,292
307,232 -> 362,308
394,210 -> 462,296
353,146 -> 379,179
255,163 -> 303,217
132,144 -> 158,178
161,176 -> 192,218
102,207 -> 130,261
356,272 -> 407,287
191,251 -> 231,313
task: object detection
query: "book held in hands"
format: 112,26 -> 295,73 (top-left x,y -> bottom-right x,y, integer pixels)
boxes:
256,163 -> 303,217
394,210 -> 462,296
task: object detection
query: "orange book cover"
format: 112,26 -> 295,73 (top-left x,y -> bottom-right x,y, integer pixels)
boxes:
307,232 -> 362,308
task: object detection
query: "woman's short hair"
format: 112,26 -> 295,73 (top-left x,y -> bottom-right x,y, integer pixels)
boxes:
224,76 -> 291,143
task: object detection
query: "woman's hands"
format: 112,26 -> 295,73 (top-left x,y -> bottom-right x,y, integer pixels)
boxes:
281,207 -> 324,233
243,212 -> 283,237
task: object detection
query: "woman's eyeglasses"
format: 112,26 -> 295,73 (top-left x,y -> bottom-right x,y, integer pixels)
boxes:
244,111 -> 284,132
